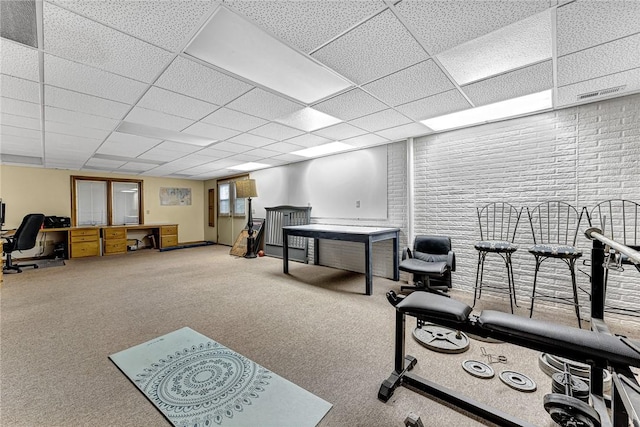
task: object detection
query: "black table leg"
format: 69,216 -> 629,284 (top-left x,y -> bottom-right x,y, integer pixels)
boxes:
365,239 -> 373,295
283,231 -> 289,274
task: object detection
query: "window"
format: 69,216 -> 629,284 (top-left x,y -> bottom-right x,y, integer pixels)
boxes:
72,176 -> 143,226
218,179 -> 246,217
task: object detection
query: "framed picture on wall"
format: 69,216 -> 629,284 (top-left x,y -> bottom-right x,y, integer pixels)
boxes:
160,187 -> 192,206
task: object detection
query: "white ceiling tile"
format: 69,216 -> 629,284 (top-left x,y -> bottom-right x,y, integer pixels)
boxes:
244,147 -> 280,158
155,56 -> 253,105
363,60 -> 454,106
183,122 -> 241,141
376,122 -> 432,141
249,122 -> 305,141
45,120 -> 110,140
396,89 -> 471,121
274,107 -> 342,132
263,141 -> 305,154
311,9 -> 428,84
227,133 -> 275,148
348,109 -> 412,132
271,153 -> 304,162
556,1 -> 640,56
201,107 -> 267,132
0,135 -> 42,156
43,1 -> 173,82
257,157 -> 287,167
395,0 -> 549,55
224,1 -> 384,53
117,162 -> 155,172
462,60 -> 553,106
97,132 -> 163,158
225,153 -> 262,162
0,97 -> 40,118
341,133 -> 389,148
177,164 -> 220,175
557,34 -> 640,87
207,141 -> 253,154
85,157 -> 126,168
1,124 -> 42,140
312,89 -> 388,121
125,107 -> 194,131
0,39 -> 39,81
44,132 -> 102,151
196,158 -> 241,169
557,68 -> 640,107
436,9 -> 552,85
45,86 -> 130,119
312,123 -> 367,140
138,86 -> 218,120
225,88 -> 303,120
49,0 -> 217,51
1,75 -> 40,103
44,54 -> 147,104
284,133 -> 331,148
1,113 -> 40,130
137,150 -> 187,163
44,106 -> 119,131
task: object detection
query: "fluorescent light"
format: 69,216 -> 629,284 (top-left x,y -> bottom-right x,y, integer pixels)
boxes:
421,90 -> 553,131
275,107 -> 342,132
115,122 -> 216,147
227,162 -> 270,171
184,7 -> 351,104
291,142 -> 352,158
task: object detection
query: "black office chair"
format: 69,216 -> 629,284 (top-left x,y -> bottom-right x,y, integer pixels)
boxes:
3,213 -> 45,273
400,235 -> 455,295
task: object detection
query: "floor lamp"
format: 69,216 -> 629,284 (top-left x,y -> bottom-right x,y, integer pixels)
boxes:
235,179 -> 258,258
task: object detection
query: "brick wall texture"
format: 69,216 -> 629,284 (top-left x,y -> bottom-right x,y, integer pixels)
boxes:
317,92 -> 640,317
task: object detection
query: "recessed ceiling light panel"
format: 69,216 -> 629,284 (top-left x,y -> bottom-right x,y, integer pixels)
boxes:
275,107 -> 342,132
291,142 -> 352,158
184,7 -> 352,104
227,162 -> 270,171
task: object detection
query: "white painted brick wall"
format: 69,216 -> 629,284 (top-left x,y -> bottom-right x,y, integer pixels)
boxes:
414,93 -> 640,316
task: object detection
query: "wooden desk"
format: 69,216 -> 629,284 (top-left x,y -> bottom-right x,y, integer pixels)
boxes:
282,224 -> 400,295
40,224 -> 178,258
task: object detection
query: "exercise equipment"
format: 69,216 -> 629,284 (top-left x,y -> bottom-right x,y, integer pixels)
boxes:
378,228 -> 640,427
499,370 -> 536,392
412,322 -> 469,354
462,360 -> 494,379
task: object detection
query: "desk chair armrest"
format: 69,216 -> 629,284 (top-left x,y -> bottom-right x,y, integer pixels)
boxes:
448,250 -> 456,272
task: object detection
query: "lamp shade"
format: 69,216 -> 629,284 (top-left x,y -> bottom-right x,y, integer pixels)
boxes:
235,179 -> 257,198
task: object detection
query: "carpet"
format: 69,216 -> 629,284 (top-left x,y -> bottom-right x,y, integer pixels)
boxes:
109,327 -> 332,427
32,259 -> 65,268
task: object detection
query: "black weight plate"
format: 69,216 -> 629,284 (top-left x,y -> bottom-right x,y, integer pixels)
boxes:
412,323 -> 470,354
543,393 -> 601,427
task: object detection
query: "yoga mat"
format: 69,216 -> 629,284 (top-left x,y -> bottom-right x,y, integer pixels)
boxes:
109,327 -> 331,427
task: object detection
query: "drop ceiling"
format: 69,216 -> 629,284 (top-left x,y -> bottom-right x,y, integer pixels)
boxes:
1,0 -> 639,180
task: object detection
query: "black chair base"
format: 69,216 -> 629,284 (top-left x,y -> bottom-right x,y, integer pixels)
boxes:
3,255 -> 39,274
401,279 -> 450,297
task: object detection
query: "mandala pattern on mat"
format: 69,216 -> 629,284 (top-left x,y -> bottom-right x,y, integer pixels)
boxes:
134,341 -> 272,426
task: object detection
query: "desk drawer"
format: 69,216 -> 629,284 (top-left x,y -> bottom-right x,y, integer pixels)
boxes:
71,234 -> 99,243
103,228 -> 126,240
70,228 -> 99,238
104,239 -> 127,255
161,235 -> 178,248
71,241 -> 100,258
161,225 -> 178,236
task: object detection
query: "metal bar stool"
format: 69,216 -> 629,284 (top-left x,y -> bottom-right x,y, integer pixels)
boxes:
473,202 -> 523,313
527,201 -> 584,327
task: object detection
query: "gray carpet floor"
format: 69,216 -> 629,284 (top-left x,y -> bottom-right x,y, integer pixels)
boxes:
1,245 -> 638,426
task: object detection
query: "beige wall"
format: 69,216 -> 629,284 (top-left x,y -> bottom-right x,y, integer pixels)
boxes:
0,165 -> 205,243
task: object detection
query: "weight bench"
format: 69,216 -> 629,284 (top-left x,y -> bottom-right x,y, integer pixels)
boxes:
379,291 -> 640,427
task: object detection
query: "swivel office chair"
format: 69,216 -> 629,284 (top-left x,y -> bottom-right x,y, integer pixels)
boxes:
3,213 -> 45,273
400,235 -> 455,295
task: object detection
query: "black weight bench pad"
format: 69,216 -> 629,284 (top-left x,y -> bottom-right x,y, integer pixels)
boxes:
396,292 -> 640,369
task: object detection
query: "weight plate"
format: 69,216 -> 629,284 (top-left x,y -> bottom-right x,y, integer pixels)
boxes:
499,370 -> 537,392
538,353 -> 612,394
412,323 -> 470,354
552,372 -> 590,402
543,393 -> 601,427
462,360 -> 495,379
